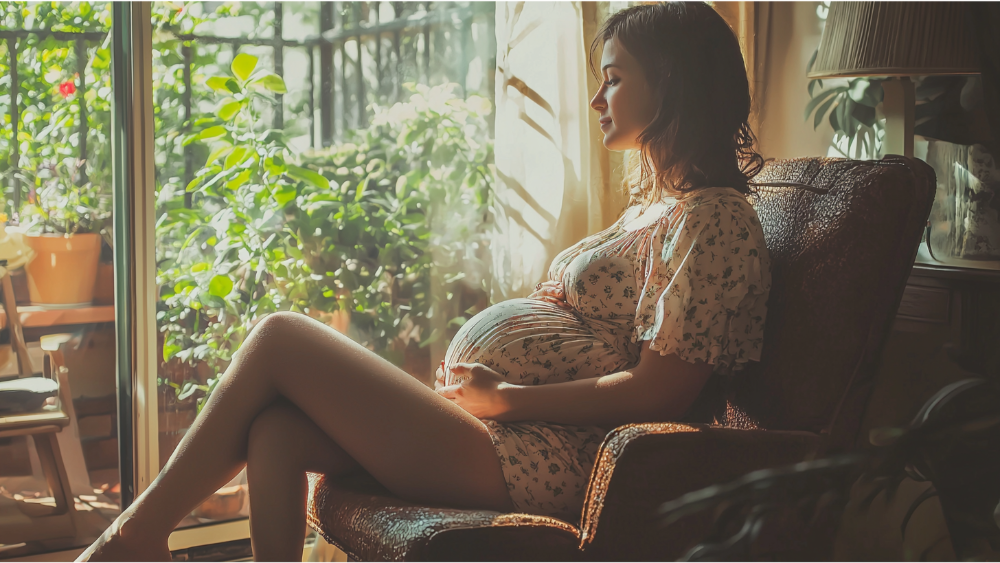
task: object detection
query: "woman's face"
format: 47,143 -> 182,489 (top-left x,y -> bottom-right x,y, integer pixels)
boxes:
590,37 -> 658,151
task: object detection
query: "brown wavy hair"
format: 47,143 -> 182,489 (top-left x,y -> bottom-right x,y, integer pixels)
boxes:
589,2 -> 764,207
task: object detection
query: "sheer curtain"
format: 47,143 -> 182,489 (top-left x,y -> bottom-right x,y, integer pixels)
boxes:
490,2 -> 627,301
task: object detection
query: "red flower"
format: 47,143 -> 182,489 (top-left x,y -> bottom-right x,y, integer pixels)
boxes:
59,80 -> 76,98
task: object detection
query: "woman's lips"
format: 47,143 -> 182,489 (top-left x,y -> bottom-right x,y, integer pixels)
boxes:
599,118 -> 612,129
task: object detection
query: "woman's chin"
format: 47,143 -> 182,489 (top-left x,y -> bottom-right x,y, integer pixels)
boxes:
600,130 -> 638,152
602,137 -> 632,152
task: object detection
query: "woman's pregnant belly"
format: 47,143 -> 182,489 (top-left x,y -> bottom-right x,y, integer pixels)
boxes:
443,298 -> 636,386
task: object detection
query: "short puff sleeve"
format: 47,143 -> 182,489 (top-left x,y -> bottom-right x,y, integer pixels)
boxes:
633,196 -> 771,372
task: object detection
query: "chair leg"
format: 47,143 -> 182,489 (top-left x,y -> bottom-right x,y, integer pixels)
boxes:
31,432 -> 77,536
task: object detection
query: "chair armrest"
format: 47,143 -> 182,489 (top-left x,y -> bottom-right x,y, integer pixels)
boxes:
578,422 -> 822,560
307,472 -> 582,562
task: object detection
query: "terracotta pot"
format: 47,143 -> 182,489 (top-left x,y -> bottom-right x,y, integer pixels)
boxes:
93,261 -> 115,305
24,233 -> 101,306
192,485 -> 246,520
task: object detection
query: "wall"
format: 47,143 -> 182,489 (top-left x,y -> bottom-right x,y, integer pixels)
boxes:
756,1 -> 836,160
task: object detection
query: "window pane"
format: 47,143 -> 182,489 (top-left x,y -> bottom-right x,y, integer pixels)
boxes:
152,1 -> 496,529
0,2 -> 118,557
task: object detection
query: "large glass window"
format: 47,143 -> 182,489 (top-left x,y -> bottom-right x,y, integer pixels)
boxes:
152,1 -> 496,529
0,2 -> 497,557
0,2 -> 118,559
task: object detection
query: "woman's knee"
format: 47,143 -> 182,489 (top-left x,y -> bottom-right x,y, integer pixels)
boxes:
248,311 -> 306,344
236,312 -> 319,370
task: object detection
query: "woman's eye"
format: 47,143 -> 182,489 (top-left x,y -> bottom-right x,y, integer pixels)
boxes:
604,79 -> 618,86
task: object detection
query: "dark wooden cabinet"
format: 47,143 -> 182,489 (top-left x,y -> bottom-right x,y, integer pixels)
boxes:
859,263 -> 1000,447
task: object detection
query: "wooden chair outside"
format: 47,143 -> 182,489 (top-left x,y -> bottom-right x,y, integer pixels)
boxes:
0,262 -> 80,545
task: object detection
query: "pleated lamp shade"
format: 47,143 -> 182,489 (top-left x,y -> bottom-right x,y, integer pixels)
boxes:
809,2 -> 981,78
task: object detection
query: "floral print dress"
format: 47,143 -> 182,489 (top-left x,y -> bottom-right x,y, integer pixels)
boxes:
443,187 -> 772,522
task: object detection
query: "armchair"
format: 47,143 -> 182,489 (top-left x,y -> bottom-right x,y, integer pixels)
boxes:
306,155 -> 936,561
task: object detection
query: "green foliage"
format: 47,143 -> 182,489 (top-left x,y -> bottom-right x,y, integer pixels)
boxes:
804,50 -> 885,159
295,83 -> 494,356
18,161 -> 112,241
0,1 -> 113,222
4,1 -> 496,413
156,57 -> 494,410
805,50 -> 991,158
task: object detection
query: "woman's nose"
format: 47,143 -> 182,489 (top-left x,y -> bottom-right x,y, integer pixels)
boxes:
590,88 -> 606,112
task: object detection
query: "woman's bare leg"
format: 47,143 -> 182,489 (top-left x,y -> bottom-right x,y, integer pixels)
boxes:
78,312 -> 512,561
246,398 -> 359,561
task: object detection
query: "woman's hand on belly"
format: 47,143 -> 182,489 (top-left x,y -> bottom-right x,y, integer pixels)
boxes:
528,280 -> 571,310
436,363 -> 516,421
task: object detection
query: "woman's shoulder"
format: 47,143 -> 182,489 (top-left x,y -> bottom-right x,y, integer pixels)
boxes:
674,186 -> 762,230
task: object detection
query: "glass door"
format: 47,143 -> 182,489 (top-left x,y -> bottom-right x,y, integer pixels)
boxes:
146,3 -> 496,555
110,1 -> 497,559
0,2 -> 119,559
1,1 -> 495,559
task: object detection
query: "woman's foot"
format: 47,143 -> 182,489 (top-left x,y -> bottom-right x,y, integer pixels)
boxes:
75,513 -> 171,562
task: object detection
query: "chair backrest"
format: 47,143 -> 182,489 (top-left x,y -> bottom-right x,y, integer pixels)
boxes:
724,156 -> 935,452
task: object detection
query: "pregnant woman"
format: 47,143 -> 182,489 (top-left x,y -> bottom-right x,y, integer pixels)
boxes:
80,2 -> 770,561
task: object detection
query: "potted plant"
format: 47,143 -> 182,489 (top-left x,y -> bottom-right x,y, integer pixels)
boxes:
19,163 -> 112,306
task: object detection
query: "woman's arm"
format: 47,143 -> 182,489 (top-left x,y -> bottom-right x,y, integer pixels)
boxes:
439,346 -> 714,428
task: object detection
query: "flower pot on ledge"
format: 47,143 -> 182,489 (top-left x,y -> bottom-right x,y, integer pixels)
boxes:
24,233 -> 101,306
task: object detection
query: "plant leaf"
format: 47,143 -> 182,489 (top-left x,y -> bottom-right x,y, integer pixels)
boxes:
286,165 -> 330,189
207,76 -> 241,94
225,169 -> 252,190
273,184 -> 297,207
198,125 -> 228,141
208,275 -> 234,298
231,53 -> 258,83
354,176 -> 370,201
206,76 -> 231,93
255,74 -> 287,94
218,100 -> 241,121
205,145 -> 233,167
225,145 -> 251,170
163,343 -> 181,363
804,87 -> 840,122
814,95 -> 838,130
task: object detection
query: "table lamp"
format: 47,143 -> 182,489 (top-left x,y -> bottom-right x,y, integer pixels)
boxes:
808,2 -> 980,158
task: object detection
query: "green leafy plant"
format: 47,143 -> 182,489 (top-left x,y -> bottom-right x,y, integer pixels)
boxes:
0,2 -> 114,217
804,51 -> 885,159
18,162 -> 112,243
293,83 -> 494,358
156,56 -> 494,411
3,2 -> 496,413
156,52 -> 300,410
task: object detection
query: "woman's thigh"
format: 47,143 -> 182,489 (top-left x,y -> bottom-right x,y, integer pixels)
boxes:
247,312 -> 513,512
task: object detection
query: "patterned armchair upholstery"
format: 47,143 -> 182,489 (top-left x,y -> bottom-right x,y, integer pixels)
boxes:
306,155 -> 936,561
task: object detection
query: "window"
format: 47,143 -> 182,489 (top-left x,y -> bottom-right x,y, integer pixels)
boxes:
1,1 -> 496,557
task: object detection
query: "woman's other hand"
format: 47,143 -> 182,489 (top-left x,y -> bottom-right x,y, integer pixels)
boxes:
528,280 -> 571,310
436,363 -> 514,420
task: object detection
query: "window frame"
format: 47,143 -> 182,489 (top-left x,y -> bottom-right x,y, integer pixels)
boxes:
112,2 -> 248,551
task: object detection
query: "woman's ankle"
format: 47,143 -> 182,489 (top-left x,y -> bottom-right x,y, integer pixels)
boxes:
114,507 -> 169,544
